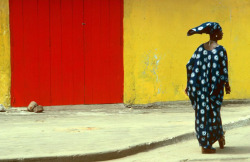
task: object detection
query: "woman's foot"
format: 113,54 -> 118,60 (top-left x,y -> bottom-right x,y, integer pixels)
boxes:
218,131 -> 226,149
201,147 -> 216,154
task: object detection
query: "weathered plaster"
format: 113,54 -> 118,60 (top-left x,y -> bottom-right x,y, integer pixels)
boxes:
124,0 -> 250,104
0,0 -> 10,107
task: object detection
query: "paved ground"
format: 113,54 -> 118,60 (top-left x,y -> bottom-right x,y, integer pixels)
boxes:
109,125 -> 250,162
0,100 -> 250,161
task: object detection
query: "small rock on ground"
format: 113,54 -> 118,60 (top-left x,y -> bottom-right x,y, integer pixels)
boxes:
0,104 -> 6,112
34,105 -> 44,113
27,101 -> 38,112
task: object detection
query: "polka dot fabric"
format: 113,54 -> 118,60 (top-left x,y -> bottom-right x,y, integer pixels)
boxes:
191,22 -> 222,35
186,44 -> 228,148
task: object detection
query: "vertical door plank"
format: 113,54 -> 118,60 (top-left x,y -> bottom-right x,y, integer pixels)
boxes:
109,0 -> 124,103
50,0 -> 63,105
22,0 -> 39,105
99,0 -> 111,103
10,0 -> 24,106
90,0 -> 102,104
61,0 -> 74,104
83,0 -> 94,104
37,0 -> 51,105
72,0 -> 85,104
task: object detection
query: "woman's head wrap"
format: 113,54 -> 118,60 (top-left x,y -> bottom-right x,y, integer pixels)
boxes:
187,22 -> 222,36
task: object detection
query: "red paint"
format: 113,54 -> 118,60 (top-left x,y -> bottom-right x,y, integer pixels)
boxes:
10,0 -> 24,106
72,0 -> 85,104
61,0 -> 74,105
38,0 -> 51,105
84,0 -> 124,104
50,0 -> 63,105
10,0 -> 123,106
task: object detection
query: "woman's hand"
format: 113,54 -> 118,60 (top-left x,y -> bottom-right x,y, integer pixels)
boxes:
185,87 -> 188,96
225,84 -> 231,94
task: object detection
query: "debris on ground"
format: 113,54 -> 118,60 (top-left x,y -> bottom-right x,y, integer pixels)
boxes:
34,105 -> 44,113
27,101 -> 38,112
0,104 -> 6,112
27,101 -> 44,113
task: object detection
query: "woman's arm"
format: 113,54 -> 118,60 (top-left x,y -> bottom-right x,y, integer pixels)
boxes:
185,51 -> 196,95
222,48 -> 231,94
225,82 -> 231,94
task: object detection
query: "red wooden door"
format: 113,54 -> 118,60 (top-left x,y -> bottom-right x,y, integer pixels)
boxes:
9,0 -> 123,106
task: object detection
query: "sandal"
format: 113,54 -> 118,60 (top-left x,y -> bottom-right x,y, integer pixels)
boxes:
218,131 -> 226,149
202,147 -> 216,154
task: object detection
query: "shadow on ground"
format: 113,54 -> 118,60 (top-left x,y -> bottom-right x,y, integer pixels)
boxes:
216,146 -> 250,154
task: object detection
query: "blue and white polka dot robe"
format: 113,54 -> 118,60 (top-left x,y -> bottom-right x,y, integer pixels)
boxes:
186,44 -> 228,148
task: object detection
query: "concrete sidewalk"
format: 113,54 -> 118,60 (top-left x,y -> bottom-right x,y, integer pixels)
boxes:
0,100 -> 250,161
110,124 -> 250,162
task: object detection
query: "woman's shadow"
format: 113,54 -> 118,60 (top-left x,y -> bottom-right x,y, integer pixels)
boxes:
216,146 -> 250,154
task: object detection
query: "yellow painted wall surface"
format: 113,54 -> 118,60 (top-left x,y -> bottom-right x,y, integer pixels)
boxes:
124,0 -> 250,104
0,0 -> 11,107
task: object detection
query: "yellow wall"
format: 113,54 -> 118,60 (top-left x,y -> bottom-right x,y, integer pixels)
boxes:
124,0 -> 250,104
0,0 -> 11,107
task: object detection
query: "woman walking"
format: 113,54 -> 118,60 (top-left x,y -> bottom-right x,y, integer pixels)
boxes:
185,22 -> 231,153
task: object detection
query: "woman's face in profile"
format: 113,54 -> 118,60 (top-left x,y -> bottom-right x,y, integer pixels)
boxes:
217,30 -> 223,40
